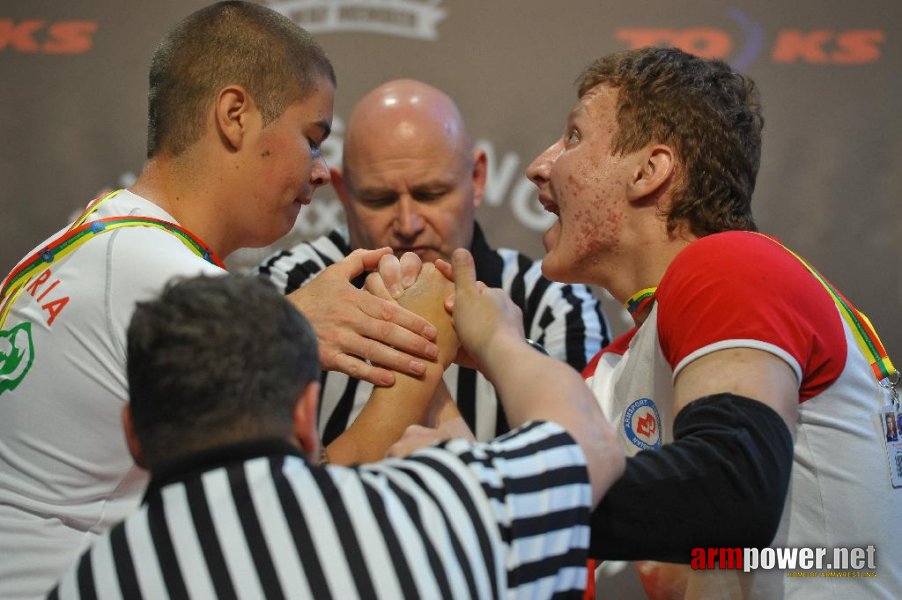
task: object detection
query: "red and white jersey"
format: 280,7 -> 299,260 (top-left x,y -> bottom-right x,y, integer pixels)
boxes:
0,190 -> 224,599
585,231 -> 901,598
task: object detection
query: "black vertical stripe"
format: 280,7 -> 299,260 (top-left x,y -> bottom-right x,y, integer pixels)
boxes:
322,376 -> 359,445
456,367 -> 478,432
228,465 -> 285,600
309,467 -> 377,598
409,455 -> 501,600
391,464 -> 481,600
183,477 -> 237,600
47,586 -> 60,600
382,476 -> 454,599
507,256 -> 529,311
146,495 -> 190,600
535,305 -> 555,349
360,481 -> 418,597
270,459 -> 332,600
560,286 -> 589,371
523,273 -> 553,334
75,551 -> 97,600
494,391 -> 510,439
109,524 -> 141,598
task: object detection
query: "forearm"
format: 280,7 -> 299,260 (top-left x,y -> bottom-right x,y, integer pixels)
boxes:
589,393 -> 794,562
326,362 -> 445,465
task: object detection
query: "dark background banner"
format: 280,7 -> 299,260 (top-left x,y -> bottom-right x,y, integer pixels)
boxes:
2,0 -> 899,363
0,1 -> 898,596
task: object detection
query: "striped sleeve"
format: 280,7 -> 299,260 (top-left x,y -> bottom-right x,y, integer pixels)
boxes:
256,229 -> 350,294
421,421 -> 592,598
497,249 -> 610,372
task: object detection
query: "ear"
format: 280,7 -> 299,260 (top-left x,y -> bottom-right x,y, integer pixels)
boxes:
627,144 -> 675,203
121,405 -> 147,469
292,381 -> 322,463
471,147 -> 488,209
215,85 -> 254,151
331,167 -> 350,207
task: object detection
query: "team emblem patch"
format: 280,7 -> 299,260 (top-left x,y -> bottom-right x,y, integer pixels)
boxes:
0,322 -> 35,395
623,397 -> 662,450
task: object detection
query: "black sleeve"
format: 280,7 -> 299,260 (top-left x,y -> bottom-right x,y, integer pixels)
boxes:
589,393 -> 794,563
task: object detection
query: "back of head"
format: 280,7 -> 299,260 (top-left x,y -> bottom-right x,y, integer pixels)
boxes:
577,47 -> 763,236
127,274 -> 320,469
147,0 -> 335,158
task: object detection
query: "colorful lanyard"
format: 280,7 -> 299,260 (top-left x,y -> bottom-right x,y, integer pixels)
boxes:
753,233 -> 896,383
625,287 -> 657,323
623,236 -> 897,384
0,190 -> 224,328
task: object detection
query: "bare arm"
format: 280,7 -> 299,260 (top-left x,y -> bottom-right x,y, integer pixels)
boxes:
448,249 -> 624,507
287,248 -> 439,387
325,264 -> 458,464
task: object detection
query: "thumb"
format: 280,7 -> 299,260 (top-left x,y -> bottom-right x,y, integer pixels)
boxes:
451,248 -> 477,298
333,247 -> 392,280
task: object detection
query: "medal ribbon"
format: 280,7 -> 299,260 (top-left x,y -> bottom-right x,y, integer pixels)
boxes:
753,233 -> 896,382
0,190 -> 224,328
624,287 -> 657,324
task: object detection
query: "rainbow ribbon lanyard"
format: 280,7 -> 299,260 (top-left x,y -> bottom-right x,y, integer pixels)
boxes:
625,287 -> 657,324
0,189 -> 224,328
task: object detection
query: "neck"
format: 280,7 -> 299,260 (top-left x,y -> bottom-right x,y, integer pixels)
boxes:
602,221 -> 696,308
131,153 -> 234,258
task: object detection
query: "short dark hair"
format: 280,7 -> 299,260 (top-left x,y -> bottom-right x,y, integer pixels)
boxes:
147,1 -> 335,157
576,47 -> 763,236
127,274 -> 320,468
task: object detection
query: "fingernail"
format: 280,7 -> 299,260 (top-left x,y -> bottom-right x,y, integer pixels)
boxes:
426,343 -> 439,359
402,275 -> 415,287
410,360 -> 427,375
424,325 -> 437,340
390,284 -> 403,298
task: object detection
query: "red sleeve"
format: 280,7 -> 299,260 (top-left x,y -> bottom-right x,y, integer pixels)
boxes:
655,231 -> 846,401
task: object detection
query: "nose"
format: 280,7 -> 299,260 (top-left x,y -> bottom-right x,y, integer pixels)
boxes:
310,154 -> 331,190
394,196 -> 424,239
526,141 -> 562,188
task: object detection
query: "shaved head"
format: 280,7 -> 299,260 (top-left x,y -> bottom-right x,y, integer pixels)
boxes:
335,79 -> 486,263
343,79 -> 473,172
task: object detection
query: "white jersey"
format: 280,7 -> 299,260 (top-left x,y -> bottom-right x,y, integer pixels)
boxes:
0,190 -> 224,599
586,231 -> 901,599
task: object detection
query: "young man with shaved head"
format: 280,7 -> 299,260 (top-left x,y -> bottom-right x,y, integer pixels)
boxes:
259,79 -> 610,445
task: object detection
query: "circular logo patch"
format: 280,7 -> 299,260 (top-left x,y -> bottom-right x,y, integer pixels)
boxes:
623,398 -> 662,450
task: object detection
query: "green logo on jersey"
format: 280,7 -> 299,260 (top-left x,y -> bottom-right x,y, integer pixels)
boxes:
0,322 -> 35,395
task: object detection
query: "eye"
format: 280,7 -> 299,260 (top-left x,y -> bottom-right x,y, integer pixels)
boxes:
413,191 -> 444,202
566,128 -> 580,145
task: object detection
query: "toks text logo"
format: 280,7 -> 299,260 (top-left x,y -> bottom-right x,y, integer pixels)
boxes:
616,9 -> 884,69
265,0 -> 447,41
0,19 -> 98,54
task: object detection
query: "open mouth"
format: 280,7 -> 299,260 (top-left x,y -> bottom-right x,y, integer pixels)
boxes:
539,194 -> 560,217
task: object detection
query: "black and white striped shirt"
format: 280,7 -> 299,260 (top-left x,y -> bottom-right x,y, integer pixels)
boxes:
50,421 -> 591,599
257,225 -> 610,443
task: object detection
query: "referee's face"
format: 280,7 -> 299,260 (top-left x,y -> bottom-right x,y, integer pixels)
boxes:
335,102 -> 486,264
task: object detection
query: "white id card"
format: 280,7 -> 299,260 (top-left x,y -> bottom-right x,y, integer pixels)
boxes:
880,405 -> 902,488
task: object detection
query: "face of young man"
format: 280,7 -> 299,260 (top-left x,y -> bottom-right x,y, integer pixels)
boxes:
526,84 -> 637,286
241,78 -> 335,249
337,118 -> 484,265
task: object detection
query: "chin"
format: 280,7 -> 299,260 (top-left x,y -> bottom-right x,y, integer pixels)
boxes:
540,258 -> 577,284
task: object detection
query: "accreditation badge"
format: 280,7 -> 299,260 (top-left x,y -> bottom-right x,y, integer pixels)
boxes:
880,404 -> 902,488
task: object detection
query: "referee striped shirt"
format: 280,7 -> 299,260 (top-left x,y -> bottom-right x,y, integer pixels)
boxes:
50,421 -> 591,599
256,225 -> 610,443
